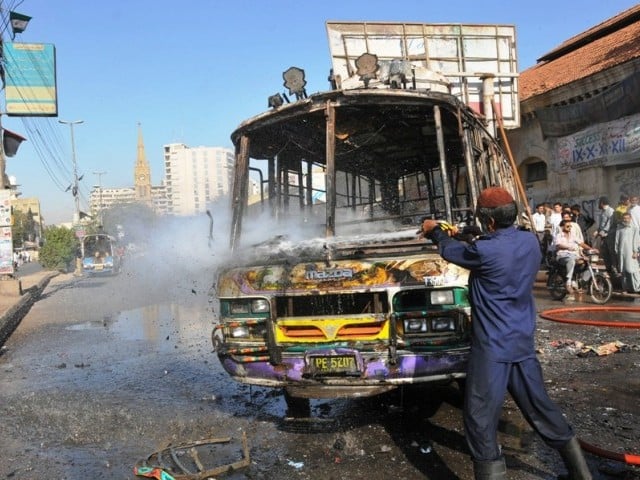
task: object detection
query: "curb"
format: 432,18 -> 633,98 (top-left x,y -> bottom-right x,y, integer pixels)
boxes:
0,272 -> 59,347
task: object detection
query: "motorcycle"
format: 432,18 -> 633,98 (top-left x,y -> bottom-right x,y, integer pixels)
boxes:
546,248 -> 613,304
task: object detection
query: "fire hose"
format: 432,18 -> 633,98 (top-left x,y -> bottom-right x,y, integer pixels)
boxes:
540,306 -> 640,328
540,305 -> 640,465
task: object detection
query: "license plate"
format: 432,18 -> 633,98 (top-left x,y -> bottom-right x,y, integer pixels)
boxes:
308,355 -> 358,375
95,264 -> 104,270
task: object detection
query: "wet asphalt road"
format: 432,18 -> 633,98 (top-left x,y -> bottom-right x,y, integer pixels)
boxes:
1,255 -> 639,479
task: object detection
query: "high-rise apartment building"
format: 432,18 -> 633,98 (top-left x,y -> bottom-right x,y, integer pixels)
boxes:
163,143 -> 234,216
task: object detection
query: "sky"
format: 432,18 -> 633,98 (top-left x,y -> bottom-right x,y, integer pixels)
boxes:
3,0 -> 639,225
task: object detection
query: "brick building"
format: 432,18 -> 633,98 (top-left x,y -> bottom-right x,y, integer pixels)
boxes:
507,5 -> 640,220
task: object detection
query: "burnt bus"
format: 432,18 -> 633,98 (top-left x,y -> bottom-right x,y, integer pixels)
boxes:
212,22 -> 526,411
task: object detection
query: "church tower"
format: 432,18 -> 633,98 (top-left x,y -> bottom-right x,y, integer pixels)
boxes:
134,123 -> 152,205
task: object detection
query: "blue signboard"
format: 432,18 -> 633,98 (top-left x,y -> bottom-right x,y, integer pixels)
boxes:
3,42 -> 57,116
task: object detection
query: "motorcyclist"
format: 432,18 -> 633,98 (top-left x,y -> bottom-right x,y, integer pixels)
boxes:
553,219 -> 594,299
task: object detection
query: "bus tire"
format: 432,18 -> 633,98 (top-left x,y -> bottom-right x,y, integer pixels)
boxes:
284,388 -> 311,418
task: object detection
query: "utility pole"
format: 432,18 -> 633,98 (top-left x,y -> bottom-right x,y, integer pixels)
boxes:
59,119 -> 84,276
93,170 -> 106,225
0,115 -> 8,189
58,119 -> 84,224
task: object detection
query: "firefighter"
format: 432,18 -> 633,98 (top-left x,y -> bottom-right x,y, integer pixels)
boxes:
421,187 -> 591,480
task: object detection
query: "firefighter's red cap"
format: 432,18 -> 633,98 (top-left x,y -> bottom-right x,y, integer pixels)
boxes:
477,187 -> 514,208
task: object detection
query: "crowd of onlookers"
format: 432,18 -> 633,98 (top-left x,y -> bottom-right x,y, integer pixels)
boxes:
531,195 -> 640,296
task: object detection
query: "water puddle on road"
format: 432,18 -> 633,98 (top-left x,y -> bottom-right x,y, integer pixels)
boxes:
66,302 -> 213,347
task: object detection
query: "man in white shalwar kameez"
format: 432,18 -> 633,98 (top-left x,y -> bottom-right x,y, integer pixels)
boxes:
615,212 -> 640,293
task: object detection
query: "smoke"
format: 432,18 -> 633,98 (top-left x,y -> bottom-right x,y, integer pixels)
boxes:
115,195 -> 422,297
103,201 -> 234,300
231,203 -> 420,264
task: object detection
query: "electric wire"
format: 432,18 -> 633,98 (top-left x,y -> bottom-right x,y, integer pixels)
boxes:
1,4 -> 88,213
19,119 -> 67,191
0,0 -> 23,38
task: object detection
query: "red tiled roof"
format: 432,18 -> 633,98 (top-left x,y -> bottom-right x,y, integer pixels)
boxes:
520,5 -> 640,101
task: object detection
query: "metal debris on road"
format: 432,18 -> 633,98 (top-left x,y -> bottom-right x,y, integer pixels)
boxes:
134,431 -> 250,480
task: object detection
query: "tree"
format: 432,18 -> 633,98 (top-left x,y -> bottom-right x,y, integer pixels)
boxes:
11,208 -> 38,248
23,208 -> 36,242
39,225 -> 79,272
11,209 -> 27,248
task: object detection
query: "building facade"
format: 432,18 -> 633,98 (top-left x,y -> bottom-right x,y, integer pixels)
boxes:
507,5 -> 640,222
163,143 -> 234,216
89,186 -> 135,214
89,184 -> 168,216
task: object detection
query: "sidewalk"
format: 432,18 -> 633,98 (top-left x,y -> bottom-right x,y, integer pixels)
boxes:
0,269 -> 61,346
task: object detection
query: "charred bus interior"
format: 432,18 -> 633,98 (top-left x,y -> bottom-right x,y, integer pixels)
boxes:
230,90 -> 519,250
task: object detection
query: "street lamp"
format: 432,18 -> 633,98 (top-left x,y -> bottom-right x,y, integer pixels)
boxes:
58,119 -> 84,224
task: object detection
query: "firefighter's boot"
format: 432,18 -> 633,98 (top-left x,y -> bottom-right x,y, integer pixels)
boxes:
473,457 -> 507,480
558,437 -> 592,480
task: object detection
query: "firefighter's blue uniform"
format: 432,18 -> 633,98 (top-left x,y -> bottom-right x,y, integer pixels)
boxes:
430,225 -> 575,462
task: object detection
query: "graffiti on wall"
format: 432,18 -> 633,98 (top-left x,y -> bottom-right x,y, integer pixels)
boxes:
580,198 -> 598,222
552,115 -> 640,173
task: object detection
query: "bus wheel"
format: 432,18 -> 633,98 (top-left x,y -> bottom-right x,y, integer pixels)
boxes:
284,388 -> 311,418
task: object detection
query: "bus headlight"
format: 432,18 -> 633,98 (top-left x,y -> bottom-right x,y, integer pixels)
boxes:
251,299 -> 270,313
231,326 -> 250,338
229,299 -> 270,314
230,302 -> 250,314
404,318 -> 427,333
430,290 -> 454,305
431,317 -> 456,332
